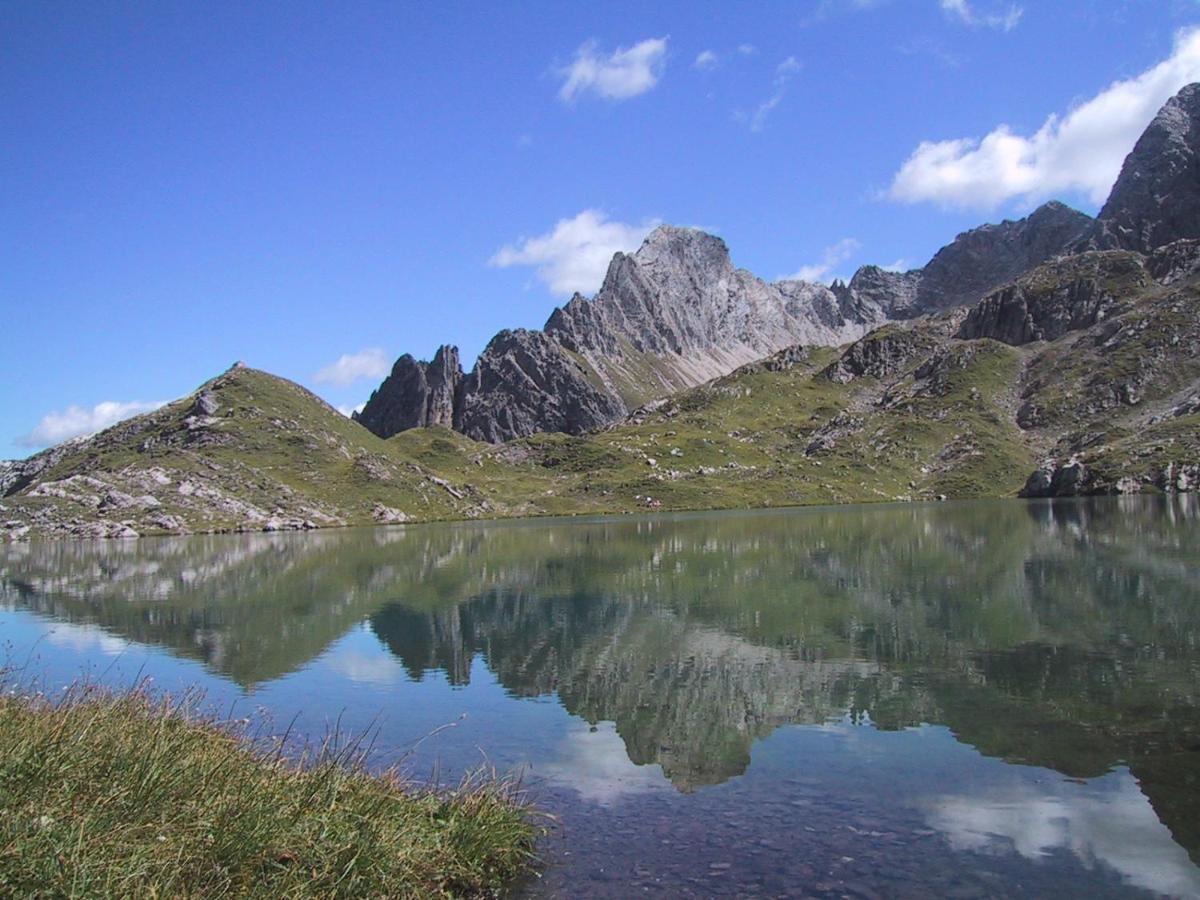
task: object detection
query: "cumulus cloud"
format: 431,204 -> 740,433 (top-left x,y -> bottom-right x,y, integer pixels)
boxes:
693,49 -> 718,70
337,402 -> 366,419
889,27 -> 1200,209
940,0 -> 1023,30
313,348 -> 391,387
558,37 -> 668,102
17,400 -> 167,449
489,209 -> 660,296
784,237 -> 862,283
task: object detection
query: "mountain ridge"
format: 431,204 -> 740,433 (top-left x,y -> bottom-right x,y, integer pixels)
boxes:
4,83 -> 1200,540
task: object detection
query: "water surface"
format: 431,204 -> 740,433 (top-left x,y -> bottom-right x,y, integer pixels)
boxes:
2,498 -> 1199,897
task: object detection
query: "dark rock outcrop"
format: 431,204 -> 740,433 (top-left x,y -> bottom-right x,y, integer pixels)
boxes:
915,201 -> 1094,312
354,346 -> 462,438
832,202 -> 1094,323
958,251 -> 1151,346
1086,83 -> 1200,253
356,84 -> 1200,446
453,330 -> 625,443
362,226 -> 882,444
823,325 -> 941,384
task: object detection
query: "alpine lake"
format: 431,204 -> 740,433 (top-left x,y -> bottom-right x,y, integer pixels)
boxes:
2,496 -> 1198,898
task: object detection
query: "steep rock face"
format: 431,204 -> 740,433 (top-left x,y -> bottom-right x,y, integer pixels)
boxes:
354,346 -> 462,438
827,203 -> 1093,325
364,226 -> 881,444
832,266 -> 922,319
916,201 -> 1094,313
453,329 -> 625,443
958,251 -> 1152,346
544,226 -> 873,403
1089,83 -> 1200,253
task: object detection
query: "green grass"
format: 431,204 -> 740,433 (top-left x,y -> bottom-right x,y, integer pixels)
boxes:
0,682 -> 539,898
5,258 -> 1198,540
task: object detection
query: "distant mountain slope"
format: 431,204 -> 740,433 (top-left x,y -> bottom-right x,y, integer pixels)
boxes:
356,83 -> 1200,446
358,204 -> 1093,444
1085,82 -> 1200,253
6,84 -> 1200,541
4,237 -> 1198,542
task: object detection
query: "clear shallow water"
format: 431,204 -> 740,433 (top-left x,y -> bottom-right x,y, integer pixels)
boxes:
2,497 -> 1199,898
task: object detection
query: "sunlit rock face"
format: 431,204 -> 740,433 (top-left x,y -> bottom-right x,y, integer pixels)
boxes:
356,85 -> 1200,445
359,210 -> 1094,443
361,225 -> 879,443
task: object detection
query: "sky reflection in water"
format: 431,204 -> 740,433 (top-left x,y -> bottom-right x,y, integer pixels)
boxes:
2,496 -> 1199,897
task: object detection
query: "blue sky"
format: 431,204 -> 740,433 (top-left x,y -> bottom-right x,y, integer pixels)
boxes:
4,0 -> 1200,457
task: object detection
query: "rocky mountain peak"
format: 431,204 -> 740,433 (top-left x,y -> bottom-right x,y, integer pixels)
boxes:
1091,82 -> 1200,253
353,345 -> 462,438
631,225 -> 731,267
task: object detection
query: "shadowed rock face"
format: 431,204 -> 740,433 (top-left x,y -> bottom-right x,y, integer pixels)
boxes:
957,251 -> 1153,346
362,226 -> 884,443
452,329 -> 626,444
354,346 -> 462,438
914,201 -> 1095,313
357,84 -> 1200,445
1087,83 -> 1200,253
830,201 -> 1095,323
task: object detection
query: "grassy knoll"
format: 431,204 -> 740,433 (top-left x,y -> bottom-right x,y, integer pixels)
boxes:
0,684 -> 538,898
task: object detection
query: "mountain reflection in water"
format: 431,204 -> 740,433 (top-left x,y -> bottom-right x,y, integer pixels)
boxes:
2,497 -> 1199,893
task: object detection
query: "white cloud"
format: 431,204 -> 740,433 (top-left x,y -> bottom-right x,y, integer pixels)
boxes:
926,770 -> 1200,898
750,94 -> 784,132
489,209 -> 660,296
558,37 -> 668,102
539,721 -> 669,806
888,27 -> 1200,209
785,237 -> 862,283
882,258 -> 911,272
776,55 -> 801,76
940,0 -> 1023,31
749,56 -> 802,132
337,403 -> 366,418
313,348 -> 391,387
737,43 -> 757,56
18,400 -> 167,449
693,49 -> 718,70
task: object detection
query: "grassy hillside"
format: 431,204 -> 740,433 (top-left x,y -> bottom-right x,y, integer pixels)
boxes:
2,247 -> 1198,542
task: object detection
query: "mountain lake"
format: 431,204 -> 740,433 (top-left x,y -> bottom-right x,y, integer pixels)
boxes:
2,496 -> 1198,898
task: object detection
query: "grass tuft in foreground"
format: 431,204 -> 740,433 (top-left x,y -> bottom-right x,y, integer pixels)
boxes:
0,681 -> 539,898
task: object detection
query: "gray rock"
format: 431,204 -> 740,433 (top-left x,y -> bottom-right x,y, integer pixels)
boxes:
958,251 -> 1150,345
364,226 -> 880,443
916,201 -> 1093,314
1021,462 -> 1056,498
833,202 -> 1093,322
1086,83 -> 1200,253
454,329 -> 625,442
823,325 -> 943,384
355,345 -> 463,438
194,391 -> 220,416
